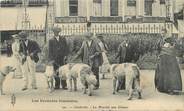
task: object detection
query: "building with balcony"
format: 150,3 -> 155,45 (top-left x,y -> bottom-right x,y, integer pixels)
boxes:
53,0 -> 181,36
54,0 -> 184,20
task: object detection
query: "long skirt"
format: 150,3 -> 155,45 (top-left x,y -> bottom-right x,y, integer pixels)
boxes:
99,52 -> 110,74
12,55 -> 23,78
155,54 -> 182,94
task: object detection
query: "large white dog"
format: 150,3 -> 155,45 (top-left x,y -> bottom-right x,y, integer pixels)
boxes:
45,63 -> 97,96
110,63 -> 142,100
0,66 -> 16,95
58,63 -> 97,96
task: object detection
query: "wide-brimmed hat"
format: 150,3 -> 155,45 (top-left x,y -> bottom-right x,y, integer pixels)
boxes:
18,31 -> 28,39
12,34 -> 19,39
52,26 -> 61,33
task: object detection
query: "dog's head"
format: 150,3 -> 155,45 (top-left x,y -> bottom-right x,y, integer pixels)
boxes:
88,74 -> 97,86
1,66 -> 16,76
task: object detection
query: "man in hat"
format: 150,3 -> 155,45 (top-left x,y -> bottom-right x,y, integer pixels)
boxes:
74,32 -> 103,89
19,31 -> 41,90
114,39 -> 129,90
48,26 -> 69,89
11,34 -> 22,79
116,39 -> 129,63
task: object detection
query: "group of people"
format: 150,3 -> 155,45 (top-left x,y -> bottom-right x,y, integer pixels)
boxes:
9,26 -> 183,95
48,26 -> 105,90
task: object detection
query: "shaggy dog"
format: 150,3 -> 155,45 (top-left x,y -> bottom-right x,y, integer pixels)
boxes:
0,66 -> 16,95
58,63 -> 97,96
110,63 -> 142,100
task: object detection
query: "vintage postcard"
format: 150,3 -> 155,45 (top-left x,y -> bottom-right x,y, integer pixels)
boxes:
0,0 -> 184,111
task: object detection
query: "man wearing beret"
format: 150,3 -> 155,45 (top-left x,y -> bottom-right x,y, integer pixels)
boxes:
74,32 -> 103,90
19,31 -> 41,90
48,26 -> 69,89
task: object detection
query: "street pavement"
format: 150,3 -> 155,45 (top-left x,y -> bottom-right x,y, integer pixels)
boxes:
0,55 -> 184,111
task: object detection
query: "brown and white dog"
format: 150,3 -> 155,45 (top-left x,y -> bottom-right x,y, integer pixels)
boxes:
58,63 -> 97,96
0,66 -> 16,95
110,63 -> 142,100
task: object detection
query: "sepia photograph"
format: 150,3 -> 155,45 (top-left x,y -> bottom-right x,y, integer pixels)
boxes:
0,0 -> 184,111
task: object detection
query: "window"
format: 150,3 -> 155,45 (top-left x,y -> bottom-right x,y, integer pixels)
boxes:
144,0 -> 153,16
160,0 -> 165,4
93,0 -> 101,3
69,0 -> 78,16
93,0 -> 102,16
127,0 -> 136,7
110,0 -> 118,16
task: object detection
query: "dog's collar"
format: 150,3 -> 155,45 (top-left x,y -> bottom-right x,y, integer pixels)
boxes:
0,71 -> 6,77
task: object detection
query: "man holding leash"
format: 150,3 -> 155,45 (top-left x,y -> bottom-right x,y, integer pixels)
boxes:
19,31 -> 41,90
74,32 -> 103,90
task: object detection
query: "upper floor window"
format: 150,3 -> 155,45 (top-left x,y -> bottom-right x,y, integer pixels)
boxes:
160,0 -> 165,4
93,0 -> 102,16
127,0 -> 136,7
144,0 -> 154,16
93,0 -> 101,3
69,0 -> 78,16
110,0 -> 118,16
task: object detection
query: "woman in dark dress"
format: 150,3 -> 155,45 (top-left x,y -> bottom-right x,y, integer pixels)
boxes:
155,41 -> 182,94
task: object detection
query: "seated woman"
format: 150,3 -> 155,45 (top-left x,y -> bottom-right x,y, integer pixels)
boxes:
155,40 -> 182,95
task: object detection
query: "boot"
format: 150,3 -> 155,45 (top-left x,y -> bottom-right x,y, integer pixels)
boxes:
61,80 -> 67,90
54,76 -> 60,89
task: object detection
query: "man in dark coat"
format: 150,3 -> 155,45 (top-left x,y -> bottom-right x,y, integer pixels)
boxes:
74,32 -> 103,89
48,26 -> 69,89
115,39 -> 129,90
19,31 -> 41,90
116,39 -> 128,63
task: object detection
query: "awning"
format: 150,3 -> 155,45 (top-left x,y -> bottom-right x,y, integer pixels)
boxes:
0,6 -> 47,31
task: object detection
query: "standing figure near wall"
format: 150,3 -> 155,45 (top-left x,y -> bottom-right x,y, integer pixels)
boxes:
155,37 -> 182,95
48,26 -> 69,89
116,39 -> 129,63
11,34 -> 23,79
74,32 -> 103,90
96,34 -> 110,79
19,31 -> 41,91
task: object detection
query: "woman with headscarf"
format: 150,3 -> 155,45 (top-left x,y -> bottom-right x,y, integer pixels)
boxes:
155,37 -> 182,94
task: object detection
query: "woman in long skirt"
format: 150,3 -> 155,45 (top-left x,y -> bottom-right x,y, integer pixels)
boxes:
11,34 -> 23,79
155,42 -> 182,94
96,34 -> 110,79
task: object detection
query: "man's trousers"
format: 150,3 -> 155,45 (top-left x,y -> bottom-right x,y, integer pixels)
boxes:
22,56 -> 36,88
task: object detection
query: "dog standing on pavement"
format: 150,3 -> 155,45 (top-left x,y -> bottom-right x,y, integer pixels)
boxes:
111,63 -> 142,100
59,63 -> 97,96
0,66 -> 16,95
45,65 -> 55,92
